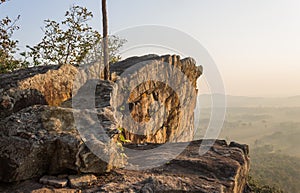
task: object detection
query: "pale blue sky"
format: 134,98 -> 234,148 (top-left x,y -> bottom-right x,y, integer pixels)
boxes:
1,0 -> 300,97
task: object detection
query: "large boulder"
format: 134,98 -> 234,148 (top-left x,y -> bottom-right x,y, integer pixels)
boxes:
0,62 -> 101,117
110,54 -> 202,143
0,105 -> 110,182
0,64 -> 78,120
0,80 -> 120,182
63,54 -> 203,144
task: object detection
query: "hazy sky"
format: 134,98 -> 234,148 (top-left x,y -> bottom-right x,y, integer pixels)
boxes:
1,0 -> 300,97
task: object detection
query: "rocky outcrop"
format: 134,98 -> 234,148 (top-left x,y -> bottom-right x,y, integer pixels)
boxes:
1,55 -> 202,144
0,78 -> 125,182
0,54 -> 251,192
0,140 -> 250,193
110,54 -> 202,143
103,140 -> 250,193
0,64 -> 78,119
0,105 -> 110,182
64,54 -> 202,144
0,54 -> 203,182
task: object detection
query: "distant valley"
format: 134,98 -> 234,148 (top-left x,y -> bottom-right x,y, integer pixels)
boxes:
195,94 -> 300,192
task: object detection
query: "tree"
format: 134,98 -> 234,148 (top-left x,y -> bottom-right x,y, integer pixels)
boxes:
0,0 -> 28,73
102,0 -> 109,80
82,34 -> 125,65
26,6 -> 101,66
1,4 -> 125,73
248,175 -> 284,193
26,5 -> 125,68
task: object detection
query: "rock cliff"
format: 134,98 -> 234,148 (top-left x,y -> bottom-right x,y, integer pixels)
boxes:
0,54 -> 251,192
110,55 -> 202,143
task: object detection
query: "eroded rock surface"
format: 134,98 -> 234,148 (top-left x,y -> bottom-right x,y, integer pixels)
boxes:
110,54 -> 202,144
0,64 -> 78,119
0,140 -> 250,193
101,140 -> 250,193
0,104 -> 111,182
1,55 -> 202,145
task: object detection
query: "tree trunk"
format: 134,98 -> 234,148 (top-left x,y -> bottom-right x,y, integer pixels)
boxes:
102,0 -> 109,80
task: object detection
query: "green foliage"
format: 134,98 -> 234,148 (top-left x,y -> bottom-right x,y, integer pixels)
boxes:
248,175 -> 284,193
250,145 -> 300,193
0,4 -> 125,73
0,14 -> 28,73
25,5 -> 125,66
117,127 -> 131,144
82,34 -> 126,65
26,5 -> 99,66
116,127 -> 130,167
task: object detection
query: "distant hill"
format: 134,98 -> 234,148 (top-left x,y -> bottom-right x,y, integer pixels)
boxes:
198,94 -> 300,108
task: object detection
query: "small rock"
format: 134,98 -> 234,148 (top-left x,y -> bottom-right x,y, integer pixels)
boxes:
39,175 -> 68,188
57,174 -> 68,179
68,174 -> 97,188
31,188 -> 80,193
229,142 -> 249,155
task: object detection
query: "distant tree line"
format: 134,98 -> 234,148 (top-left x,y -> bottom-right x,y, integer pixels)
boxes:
250,145 -> 300,193
0,1 -> 125,73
